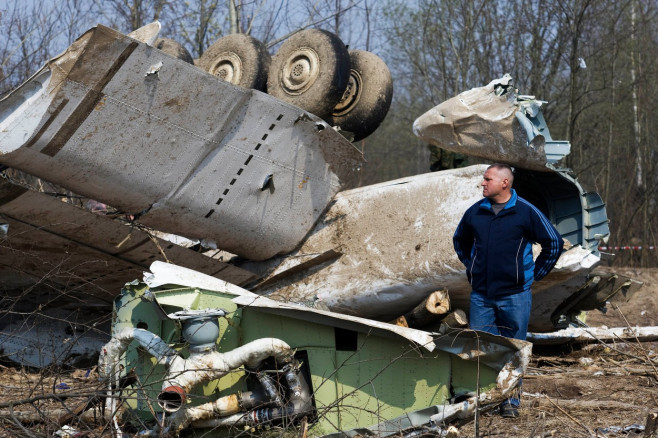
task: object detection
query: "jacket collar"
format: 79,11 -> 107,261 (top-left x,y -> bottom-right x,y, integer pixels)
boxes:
480,188 -> 518,212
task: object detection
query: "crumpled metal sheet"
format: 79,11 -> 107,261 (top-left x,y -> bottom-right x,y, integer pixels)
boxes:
0,177 -> 256,299
0,316 -> 108,368
125,261 -> 532,436
254,166 -> 603,332
413,75 -> 567,171
144,260 -> 256,295
0,24 -> 363,261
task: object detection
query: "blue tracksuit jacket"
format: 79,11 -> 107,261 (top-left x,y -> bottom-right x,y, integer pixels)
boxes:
453,189 -> 563,297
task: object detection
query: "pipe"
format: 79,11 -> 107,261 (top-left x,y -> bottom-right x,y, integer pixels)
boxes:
167,384 -> 281,432
100,326 -> 303,434
165,393 -> 241,433
98,328 -> 177,381
191,360 -> 314,430
158,337 -> 294,413
140,388 -> 276,437
141,360 -> 313,435
100,329 -> 293,410
255,371 -> 282,407
99,328 -> 177,431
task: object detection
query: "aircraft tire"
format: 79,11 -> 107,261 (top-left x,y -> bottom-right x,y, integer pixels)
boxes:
154,38 -> 194,64
329,50 -> 393,141
197,34 -> 271,91
267,29 -> 350,119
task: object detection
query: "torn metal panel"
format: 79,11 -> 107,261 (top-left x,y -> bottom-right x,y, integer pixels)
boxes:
0,24 -> 363,260
0,309 -> 107,368
101,261 -> 530,437
145,260 -> 256,295
549,270 -> 643,329
0,178 -> 257,301
232,294 -> 437,352
412,75 -> 570,171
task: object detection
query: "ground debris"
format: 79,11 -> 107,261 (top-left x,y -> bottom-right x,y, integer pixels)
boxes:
458,340 -> 658,437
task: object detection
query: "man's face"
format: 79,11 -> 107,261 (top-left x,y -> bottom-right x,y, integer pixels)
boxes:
482,168 -> 507,200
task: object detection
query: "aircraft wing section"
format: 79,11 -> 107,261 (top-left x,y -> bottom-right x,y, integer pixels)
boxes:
0,24 -> 363,261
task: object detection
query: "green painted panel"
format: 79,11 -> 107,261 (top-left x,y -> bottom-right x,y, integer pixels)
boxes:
113,287 -> 503,436
113,284 -> 163,335
239,309 -> 336,349
332,333 -> 451,431
240,309 -> 343,434
239,309 -> 453,434
306,350 -> 342,436
450,355 -> 498,396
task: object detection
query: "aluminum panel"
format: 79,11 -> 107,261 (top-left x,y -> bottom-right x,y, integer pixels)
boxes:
0,25 -> 363,261
0,186 -> 257,301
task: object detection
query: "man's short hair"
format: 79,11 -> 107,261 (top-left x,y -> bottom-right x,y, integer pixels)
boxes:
487,164 -> 514,186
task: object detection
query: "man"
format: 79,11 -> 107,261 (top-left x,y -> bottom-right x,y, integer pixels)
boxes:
453,164 -> 563,417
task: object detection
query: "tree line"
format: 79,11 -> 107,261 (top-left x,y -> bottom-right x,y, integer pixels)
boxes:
1,0 -> 656,266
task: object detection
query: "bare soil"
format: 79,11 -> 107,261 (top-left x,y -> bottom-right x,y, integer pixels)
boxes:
1,268 -> 657,438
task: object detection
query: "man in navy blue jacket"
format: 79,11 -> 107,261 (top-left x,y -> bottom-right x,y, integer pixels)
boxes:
453,164 -> 563,416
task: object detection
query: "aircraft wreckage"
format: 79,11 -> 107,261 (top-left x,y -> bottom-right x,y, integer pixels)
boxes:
0,21 -> 650,436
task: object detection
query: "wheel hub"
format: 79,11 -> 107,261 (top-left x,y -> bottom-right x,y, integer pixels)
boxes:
281,48 -> 320,95
210,52 -> 242,84
333,69 -> 362,115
